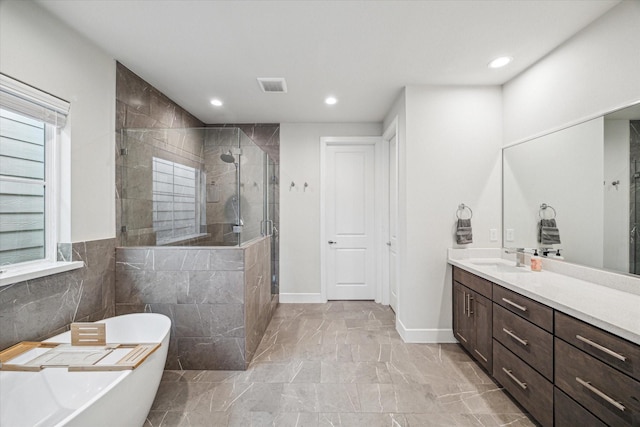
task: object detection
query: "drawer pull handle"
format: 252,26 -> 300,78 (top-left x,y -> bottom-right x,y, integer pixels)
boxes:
474,349 -> 488,362
501,298 -> 527,312
503,328 -> 528,346
502,367 -> 527,390
575,377 -> 626,412
575,335 -> 627,362
456,332 -> 468,343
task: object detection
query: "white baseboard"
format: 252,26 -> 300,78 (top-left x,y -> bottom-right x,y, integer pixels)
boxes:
396,318 -> 456,343
278,293 -> 326,304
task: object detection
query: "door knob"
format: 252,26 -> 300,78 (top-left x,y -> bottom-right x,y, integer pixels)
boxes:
328,240 -> 337,244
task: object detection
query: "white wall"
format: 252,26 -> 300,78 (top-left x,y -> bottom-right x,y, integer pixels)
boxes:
503,0 -> 640,145
604,119 -> 630,272
399,86 -> 503,341
503,118 -> 604,268
279,123 -> 382,300
0,0 -> 116,242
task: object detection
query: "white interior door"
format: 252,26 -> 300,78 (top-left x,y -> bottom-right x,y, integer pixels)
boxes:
325,143 -> 376,300
388,134 -> 398,312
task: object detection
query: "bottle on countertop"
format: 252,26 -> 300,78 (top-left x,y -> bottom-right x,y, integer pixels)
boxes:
530,249 -> 542,272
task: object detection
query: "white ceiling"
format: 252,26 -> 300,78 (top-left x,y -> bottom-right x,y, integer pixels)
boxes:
36,0 -> 620,124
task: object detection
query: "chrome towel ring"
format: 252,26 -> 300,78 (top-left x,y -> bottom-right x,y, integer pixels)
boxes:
456,203 -> 473,220
539,203 -> 556,219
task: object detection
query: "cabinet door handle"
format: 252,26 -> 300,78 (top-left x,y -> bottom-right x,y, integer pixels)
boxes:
456,332 -> 468,343
465,293 -> 471,317
474,349 -> 488,362
576,335 -> 627,362
502,328 -> 529,346
468,295 -> 474,316
501,297 -> 527,312
463,291 -> 467,316
502,367 -> 527,390
576,377 -> 626,412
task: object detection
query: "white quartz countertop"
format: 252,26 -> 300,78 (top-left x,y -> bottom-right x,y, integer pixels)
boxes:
448,253 -> 640,345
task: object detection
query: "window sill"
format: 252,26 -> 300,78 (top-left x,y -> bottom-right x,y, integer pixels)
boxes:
0,261 -> 84,287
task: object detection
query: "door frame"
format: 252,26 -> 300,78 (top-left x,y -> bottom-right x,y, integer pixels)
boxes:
381,119 -> 398,309
320,136 -> 385,302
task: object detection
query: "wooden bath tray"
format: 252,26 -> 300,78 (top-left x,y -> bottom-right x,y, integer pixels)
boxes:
0,341 -> 160,372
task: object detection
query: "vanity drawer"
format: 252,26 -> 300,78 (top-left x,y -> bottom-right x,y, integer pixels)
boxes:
493,304 -> 553,380
493,340 -> 553,427
554,387 -> 607,427
555,338 -> 640,426
555,311 -> 640,381
453,267 -> 492,299
492,285 -> 553,332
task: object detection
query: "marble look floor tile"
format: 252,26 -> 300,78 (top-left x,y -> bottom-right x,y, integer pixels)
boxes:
357,383 -> 401,413
319,412 -> 407,427
144,410 -> 187,427
279,383 -> 320,412
316,383 -> 361,412
456,384 -> 524,414
147,301 -> 535,427
247,360 -> 321,383
320,361 -> 392,383
176,411 -> 230,427
229,411 -> 319,427
350,343 -> 392,362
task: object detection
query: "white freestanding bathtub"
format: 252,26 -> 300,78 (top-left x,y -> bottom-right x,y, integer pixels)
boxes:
0,313 -> 171,427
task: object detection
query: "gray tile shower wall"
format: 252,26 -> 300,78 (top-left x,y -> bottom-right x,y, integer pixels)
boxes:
0,238 -> 116,351
115,236 -> 273,370
244,236 -> 273,364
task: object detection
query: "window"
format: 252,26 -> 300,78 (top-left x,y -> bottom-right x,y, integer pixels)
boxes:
0,108 -> 47,265
152,157 -> 203,244
0,74 -> 74,280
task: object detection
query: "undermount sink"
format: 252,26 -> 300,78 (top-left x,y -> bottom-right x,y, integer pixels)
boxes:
468,259 -> 531,273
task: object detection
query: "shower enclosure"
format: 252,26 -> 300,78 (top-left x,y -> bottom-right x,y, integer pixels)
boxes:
120,127 -> 273,248
116,126 -> 278,370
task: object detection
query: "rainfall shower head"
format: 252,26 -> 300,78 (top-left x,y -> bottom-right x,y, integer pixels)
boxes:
220,151 -> 236,164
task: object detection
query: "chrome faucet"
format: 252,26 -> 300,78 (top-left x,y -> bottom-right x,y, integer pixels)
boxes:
505,248 -> 526,267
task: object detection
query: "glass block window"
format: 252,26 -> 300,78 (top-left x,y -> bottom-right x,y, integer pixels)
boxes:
152,157 -> 199,244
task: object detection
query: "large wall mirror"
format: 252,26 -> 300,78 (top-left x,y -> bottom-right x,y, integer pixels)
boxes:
503,101 -> 640,276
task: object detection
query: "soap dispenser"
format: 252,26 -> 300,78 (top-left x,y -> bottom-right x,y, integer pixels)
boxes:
531,250 -> 542,272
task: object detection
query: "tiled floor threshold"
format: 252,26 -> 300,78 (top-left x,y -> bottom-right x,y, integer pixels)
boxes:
145,301 -> 536,427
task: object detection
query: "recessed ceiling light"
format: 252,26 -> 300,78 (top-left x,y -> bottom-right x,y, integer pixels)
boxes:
210,99 -> 223,107
325,96 -> 337,105
488,56 -> 513,69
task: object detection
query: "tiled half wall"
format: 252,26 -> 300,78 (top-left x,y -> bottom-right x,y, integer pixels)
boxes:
0,238 -> 116,351
115,236 -> 273,370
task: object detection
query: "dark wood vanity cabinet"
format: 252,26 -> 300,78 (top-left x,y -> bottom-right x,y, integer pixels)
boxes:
451,265 -> 640,427
555,312 -> 640,426
492,284 -> 554,427
452,268 -> 492,372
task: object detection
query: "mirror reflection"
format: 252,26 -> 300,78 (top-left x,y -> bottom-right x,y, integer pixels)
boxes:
503,102 -> 640,275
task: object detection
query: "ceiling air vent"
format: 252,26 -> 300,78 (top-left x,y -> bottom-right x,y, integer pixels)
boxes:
257,78 -> 287,93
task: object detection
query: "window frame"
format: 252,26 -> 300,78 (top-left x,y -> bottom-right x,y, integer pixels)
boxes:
0,74 -> 81,286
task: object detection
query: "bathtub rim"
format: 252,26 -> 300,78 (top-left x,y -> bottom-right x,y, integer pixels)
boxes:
34,313 -> 171,427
